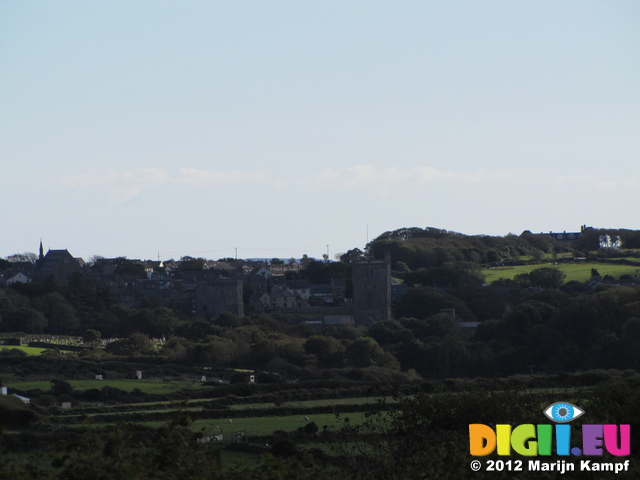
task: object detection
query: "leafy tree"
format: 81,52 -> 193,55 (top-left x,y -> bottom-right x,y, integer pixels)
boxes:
527,289 -> 571,308
298,258 -> 349,285
6,252 -> 38,264
215,311 -> 245,328
193,337 -> 237,365
105,333 -> 153,355
392,338 -> 432,375
366,320 -> 414,346
3,306 -> 47,333
516,273 -> 538,290
161,336 -> 191,361
303,335 -> 345,368
246,339 -> 279,367
503,300 -> 558,340
177,319 -> 219,340
338,248 -> 366,264
129,332 -> 153,354
0,395 -> 41,429
345,337 -> 386,367
404,266 -> 483,288
528,267 -> 566,289
132,308 -> 180,338
82,329 -> 102,345
178,256 -> 206,271
51,379 -> 74,396
274,338 -> 308,367
270,438 -> 299,458
303,421 -> 319,435
431,335 -> 473,377
33,292 -> 81,335
394,287 -> 476,321
113,257 -> 146,276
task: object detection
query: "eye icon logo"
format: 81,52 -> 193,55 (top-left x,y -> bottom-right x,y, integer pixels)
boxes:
543,402 -> 584,423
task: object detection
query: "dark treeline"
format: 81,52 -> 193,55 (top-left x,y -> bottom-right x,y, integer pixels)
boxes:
2,274 -> 640,380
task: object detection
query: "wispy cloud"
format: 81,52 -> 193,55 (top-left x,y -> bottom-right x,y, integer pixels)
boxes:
58,168 -> 171,202
56,165 -> 522,202
63,165 -> 636,203
294,165 -> 514,193
57,168 -> 272,202
552,174 -> 640,190
174,168 -> 270,187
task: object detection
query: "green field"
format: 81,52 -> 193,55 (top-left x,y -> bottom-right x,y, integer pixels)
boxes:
63,412 -> 364,437
0,346 -> 74,356
193,412 -> 362,437
483,262 -> 640,284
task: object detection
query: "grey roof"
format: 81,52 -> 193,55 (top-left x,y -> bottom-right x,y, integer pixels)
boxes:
32,249 -> 78,274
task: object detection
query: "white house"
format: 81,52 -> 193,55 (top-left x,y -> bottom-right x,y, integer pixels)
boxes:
7,272 -> 29,285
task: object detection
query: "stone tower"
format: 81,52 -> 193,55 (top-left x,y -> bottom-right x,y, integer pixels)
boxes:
352,251 -> 391,326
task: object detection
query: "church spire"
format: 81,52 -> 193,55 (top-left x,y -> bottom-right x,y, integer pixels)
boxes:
39,239 -> 44,261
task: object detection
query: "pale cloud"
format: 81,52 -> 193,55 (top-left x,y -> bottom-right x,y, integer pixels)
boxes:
433,168 -> 514,183
174,168 -> 270,187
62,165 -> 621,204
295,165 -> 514,193
58,168 -> 171,202
553,174 -> 597,184
620,175 -> 640,188
553,174 -> 621,190
57,167 -> 271,202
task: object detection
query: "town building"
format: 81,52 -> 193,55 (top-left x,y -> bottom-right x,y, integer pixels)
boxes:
351,252 -> 392,326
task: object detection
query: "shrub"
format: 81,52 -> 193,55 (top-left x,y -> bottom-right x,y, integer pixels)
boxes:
303,421 -> 318,435
0,395 -> 42,429
0,348 -> 27,357
270,438 -> 298,457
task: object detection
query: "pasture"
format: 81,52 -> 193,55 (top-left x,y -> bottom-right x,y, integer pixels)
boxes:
482,262 -> 640,284
58,412 -> 355,434
0,346 -> 74,356
193,411 -> 360,437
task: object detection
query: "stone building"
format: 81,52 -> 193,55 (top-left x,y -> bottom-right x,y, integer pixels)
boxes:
196,277 -> 244,318
351,252 -> 392,326
32,245 -> 84,286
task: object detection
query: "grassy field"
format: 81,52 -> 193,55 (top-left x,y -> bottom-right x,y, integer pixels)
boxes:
0,346 -> 74,356
62,412 -> 364,437
56,394 -> 387,426
194,412 -> 360,437
483,262 -> 640,284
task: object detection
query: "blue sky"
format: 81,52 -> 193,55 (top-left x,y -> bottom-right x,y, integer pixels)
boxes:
1,1 -> 639,261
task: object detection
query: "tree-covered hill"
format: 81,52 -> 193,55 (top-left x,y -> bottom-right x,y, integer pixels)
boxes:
365,225 -> 640,272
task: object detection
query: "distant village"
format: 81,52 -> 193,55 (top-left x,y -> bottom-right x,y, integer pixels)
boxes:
0,226 -> 629,332
0,242 -> 402,328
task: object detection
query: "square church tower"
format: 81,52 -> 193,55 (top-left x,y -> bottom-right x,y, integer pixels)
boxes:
352,253 -> 391,326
